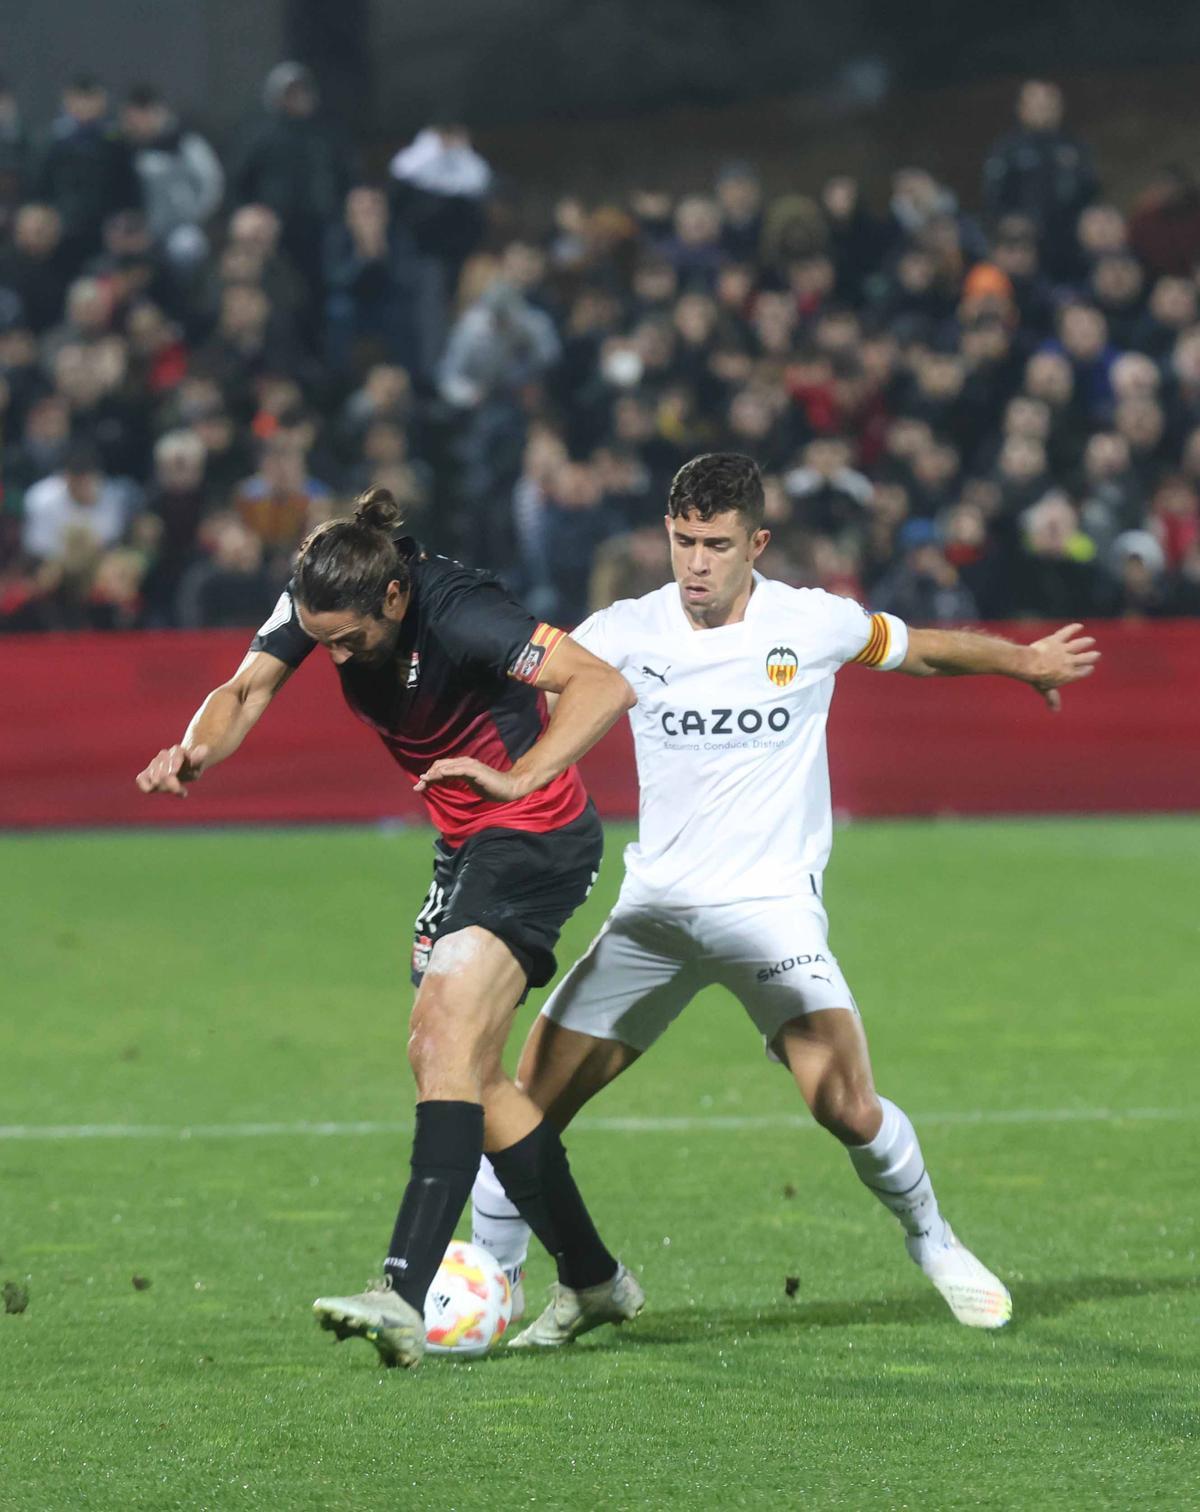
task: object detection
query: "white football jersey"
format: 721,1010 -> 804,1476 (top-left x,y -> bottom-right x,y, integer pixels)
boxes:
573,576 -> 908,907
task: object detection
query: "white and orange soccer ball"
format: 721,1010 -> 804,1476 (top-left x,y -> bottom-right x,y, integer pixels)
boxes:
423,1240 -> 513,1357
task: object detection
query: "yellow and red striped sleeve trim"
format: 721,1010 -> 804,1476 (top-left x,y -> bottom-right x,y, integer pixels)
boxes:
508,622 -> 568,684
850,612 -> 892,668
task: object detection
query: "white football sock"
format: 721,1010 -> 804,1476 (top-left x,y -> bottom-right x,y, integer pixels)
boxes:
471,1156 -> 532,1274
846,1096 -> 947,1246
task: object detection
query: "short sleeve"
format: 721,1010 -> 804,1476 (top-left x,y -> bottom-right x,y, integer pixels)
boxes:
568,607 -> 621,669
433,580 -> 565,684
249,588 -> 315,669
815,591 -> 908,671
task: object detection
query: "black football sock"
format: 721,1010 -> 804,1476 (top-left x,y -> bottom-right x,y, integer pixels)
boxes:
488,1120 -> 618,1291
384,1100 -> 484,1313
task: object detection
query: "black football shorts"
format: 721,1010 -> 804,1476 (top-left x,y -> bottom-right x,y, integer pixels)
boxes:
411,801 -> 603,991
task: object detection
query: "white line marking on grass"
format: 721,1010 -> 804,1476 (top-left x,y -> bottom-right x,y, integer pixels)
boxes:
0,1106 -> 1193,1143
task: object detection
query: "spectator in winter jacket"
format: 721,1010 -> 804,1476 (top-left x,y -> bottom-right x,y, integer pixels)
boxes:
0,203 -> 72,332
390,123 -> 493,375
982,80 -> 1098,278
0,76 -> 31,232
228,63 -> 354,294
439,281 -> 560,410
34,76 -> 139,269
121,85 -> 224,268
323,186 -> 419,376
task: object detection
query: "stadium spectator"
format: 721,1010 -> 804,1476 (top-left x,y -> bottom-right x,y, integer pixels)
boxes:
141,428 -> 213,621
228,63 -> 354,294
390,122 -> 493,374
0,76 -> 31,228
324,186 -> 419,376
120,84 -> 224,268
871,517 -> 980,623
34,76 -> 139,268
231,431 -> 332,573
714,162 -> 763,262
3,67 -> 1200,632
20,437 -> 142,626
175,511 -> 273,627
1012,490 -> 1108,617
982,80 -> 1098,277
1128,165 -> 1200,278
0,203 -> 71,332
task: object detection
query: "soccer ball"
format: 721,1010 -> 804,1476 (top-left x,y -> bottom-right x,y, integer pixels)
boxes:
423,1240 -> 513,1357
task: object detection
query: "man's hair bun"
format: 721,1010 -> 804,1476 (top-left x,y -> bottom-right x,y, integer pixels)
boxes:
353,487 -> 403,532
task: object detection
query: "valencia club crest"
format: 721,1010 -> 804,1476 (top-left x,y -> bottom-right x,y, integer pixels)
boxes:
766,646 -> 798,687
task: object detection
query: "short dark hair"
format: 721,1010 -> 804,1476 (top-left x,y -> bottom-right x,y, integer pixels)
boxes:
667,452 -> 764,529
295,488 -> 410,617
125,84 -> 163,110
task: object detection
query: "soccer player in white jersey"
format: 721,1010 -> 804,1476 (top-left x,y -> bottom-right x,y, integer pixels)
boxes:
473,452 -> 1099,1346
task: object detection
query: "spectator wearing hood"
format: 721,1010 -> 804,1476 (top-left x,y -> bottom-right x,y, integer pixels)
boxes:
34,76 -> 139,269
120,85 -> 223,269
1108,528 -> 1170,616
228,63 -> 354,295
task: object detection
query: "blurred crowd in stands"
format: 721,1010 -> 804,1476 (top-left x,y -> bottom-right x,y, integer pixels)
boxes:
3,68 -> 1200,633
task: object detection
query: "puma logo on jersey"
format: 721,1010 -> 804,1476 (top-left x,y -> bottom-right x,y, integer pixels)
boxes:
641,664 -> 670,685
662,707 -> 791,736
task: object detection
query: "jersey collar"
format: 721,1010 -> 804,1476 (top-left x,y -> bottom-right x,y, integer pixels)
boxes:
669,570 -> 765,636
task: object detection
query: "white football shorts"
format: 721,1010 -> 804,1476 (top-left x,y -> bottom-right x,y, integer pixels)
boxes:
541,893 -> 858,1056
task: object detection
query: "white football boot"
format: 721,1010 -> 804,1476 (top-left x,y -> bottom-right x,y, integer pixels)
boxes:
907,1224 -> 1013,1329
508,1263 -> 644,1348
313,1281 -> 425,1368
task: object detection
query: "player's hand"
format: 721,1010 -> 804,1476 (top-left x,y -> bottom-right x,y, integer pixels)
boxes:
135,744 -> 210,797
414,758 -> 529,802
1024,624 -> 1100,711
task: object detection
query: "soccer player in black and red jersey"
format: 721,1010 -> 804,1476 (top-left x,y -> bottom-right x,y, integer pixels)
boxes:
135,489 -> 643,1368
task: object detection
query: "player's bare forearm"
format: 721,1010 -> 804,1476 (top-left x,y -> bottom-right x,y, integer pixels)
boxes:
901,624 -> 1100,711
902,628 -> 1028,679
507,664 -> 636,795
181,685 -> 262,769
416,635 -> 635,801
136,652 -> 292,795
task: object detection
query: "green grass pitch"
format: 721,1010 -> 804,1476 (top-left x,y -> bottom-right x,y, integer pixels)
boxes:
0,817 -> 1197,1510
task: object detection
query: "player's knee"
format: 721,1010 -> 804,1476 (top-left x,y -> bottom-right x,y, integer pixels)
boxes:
811,1081 -> 880,1145
407,1010 -> 470,1086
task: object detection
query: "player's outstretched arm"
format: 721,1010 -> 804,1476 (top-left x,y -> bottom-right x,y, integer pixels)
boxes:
900,623 -> 1100,711
416,636 -> 635,801
135,651 -> 295,796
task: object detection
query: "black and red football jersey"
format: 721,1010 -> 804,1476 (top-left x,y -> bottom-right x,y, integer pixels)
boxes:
250,537 -> 587,844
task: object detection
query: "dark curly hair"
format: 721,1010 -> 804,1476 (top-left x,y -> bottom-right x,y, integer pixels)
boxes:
667,452 -> 765,529
294,487 -> 410,617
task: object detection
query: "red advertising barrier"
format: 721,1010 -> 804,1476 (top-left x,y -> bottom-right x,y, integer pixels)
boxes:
0,621 -> 1197,829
